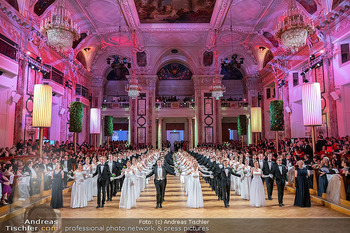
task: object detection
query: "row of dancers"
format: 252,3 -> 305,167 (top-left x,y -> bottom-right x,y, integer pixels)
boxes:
176,151 -> 269,208
66,150 -> 171,209
55,148 -> 306,210
190,149 -> 289,208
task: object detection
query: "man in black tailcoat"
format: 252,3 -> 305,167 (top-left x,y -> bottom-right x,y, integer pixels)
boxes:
273,157 -> 288,206
146,159 -> 175,209
263,153 -> 275,200
214,159 -> 241,208
92,156 -> 111,208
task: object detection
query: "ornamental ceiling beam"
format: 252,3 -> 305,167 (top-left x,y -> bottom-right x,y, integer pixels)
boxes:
117,0 -> 144,50
205,0 -> 233,51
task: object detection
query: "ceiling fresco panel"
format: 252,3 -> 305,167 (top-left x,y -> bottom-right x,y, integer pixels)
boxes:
134,0 -> 217,23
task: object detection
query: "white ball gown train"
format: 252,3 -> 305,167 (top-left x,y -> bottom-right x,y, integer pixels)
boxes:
186,171 -> 204,208
118,170 -> 138,209
91,164 -> 98,197
69,171 -> 88,208
83,166 -> 93,201
249,169 -> 266,207
240,167 -> 251,200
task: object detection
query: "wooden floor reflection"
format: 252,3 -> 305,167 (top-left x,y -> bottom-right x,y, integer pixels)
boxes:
59,176 -> 348,218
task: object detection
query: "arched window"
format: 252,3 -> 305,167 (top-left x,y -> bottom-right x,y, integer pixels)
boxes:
157,63 -> 192,80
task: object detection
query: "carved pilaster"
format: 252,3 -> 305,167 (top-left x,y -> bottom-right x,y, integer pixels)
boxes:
13,58 -> 28,144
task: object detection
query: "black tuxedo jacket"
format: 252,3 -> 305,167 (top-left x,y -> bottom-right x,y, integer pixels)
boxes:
146,165 -> 175,181
93,163 -> 111,184
106,160 -> 117,174
60,159 -> 73,171
115,161 -> 124,175
273,164 -> 288,182
215,167 -> 240,184
262,160 -> 275,175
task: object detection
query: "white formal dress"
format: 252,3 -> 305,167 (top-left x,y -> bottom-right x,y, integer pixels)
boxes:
240,167 -> 251,200
132,167 -> 141,199
70,171 -> 88,208
249,169 -> 266,207
119,170 -> 138,209
186,171 -> 204,208
230,161 -> 237,190
234,164 -> 243,195
91,164 -> 98,197
326,174 -> 341,204
83,166 -> 93,201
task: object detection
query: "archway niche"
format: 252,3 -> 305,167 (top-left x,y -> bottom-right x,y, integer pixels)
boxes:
156,63 -> 194,98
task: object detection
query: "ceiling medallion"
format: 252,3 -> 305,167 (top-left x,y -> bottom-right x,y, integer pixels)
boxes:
40,0 -> 80,52
275,0 -> 314,52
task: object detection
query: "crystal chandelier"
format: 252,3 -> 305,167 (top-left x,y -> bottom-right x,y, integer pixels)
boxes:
210,30 -> 225,100
125,75 -> 141,99
210,72 -> 226,100
275,0 -> 314,52
40,0 -> 80,51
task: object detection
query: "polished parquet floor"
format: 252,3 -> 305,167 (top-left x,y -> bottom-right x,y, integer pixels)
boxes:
59,176 -> 348,218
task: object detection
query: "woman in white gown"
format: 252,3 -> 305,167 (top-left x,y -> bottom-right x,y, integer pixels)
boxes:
83,157 -> 93,201
240,159 -> 252,200
230,157 -> 237,191
250,161 -> 266,207
131,160 -> 141,199
186,163 -> 212,208
113,161 -> 143,209
69,163 -> 88,208
235,158 -> 244,195
91,157 -> 98,197
326,173 -> 341,204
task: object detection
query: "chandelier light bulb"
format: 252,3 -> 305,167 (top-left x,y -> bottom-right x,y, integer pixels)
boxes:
275,0 -> 314,52
40,0 -> 80,52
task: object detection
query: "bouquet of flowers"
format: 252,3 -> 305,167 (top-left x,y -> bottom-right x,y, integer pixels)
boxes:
112,174 -> 117,177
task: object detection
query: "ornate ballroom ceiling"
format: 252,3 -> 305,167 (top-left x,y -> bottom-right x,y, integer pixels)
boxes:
26,0 -> 339,80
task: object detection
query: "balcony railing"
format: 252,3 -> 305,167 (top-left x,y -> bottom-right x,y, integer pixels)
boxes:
156,101 -> 195,109
102,102 -> 129,109
221,100 -> 249,108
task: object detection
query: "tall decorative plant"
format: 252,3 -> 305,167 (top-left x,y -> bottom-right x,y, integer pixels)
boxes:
238,114 -> 247,147
104,116 -> 113,150
270,100 -> 284,131
69,102 -> 84,153
270,100 -> 284,153
104,116 -> 113,136
238,115 -> 247,135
